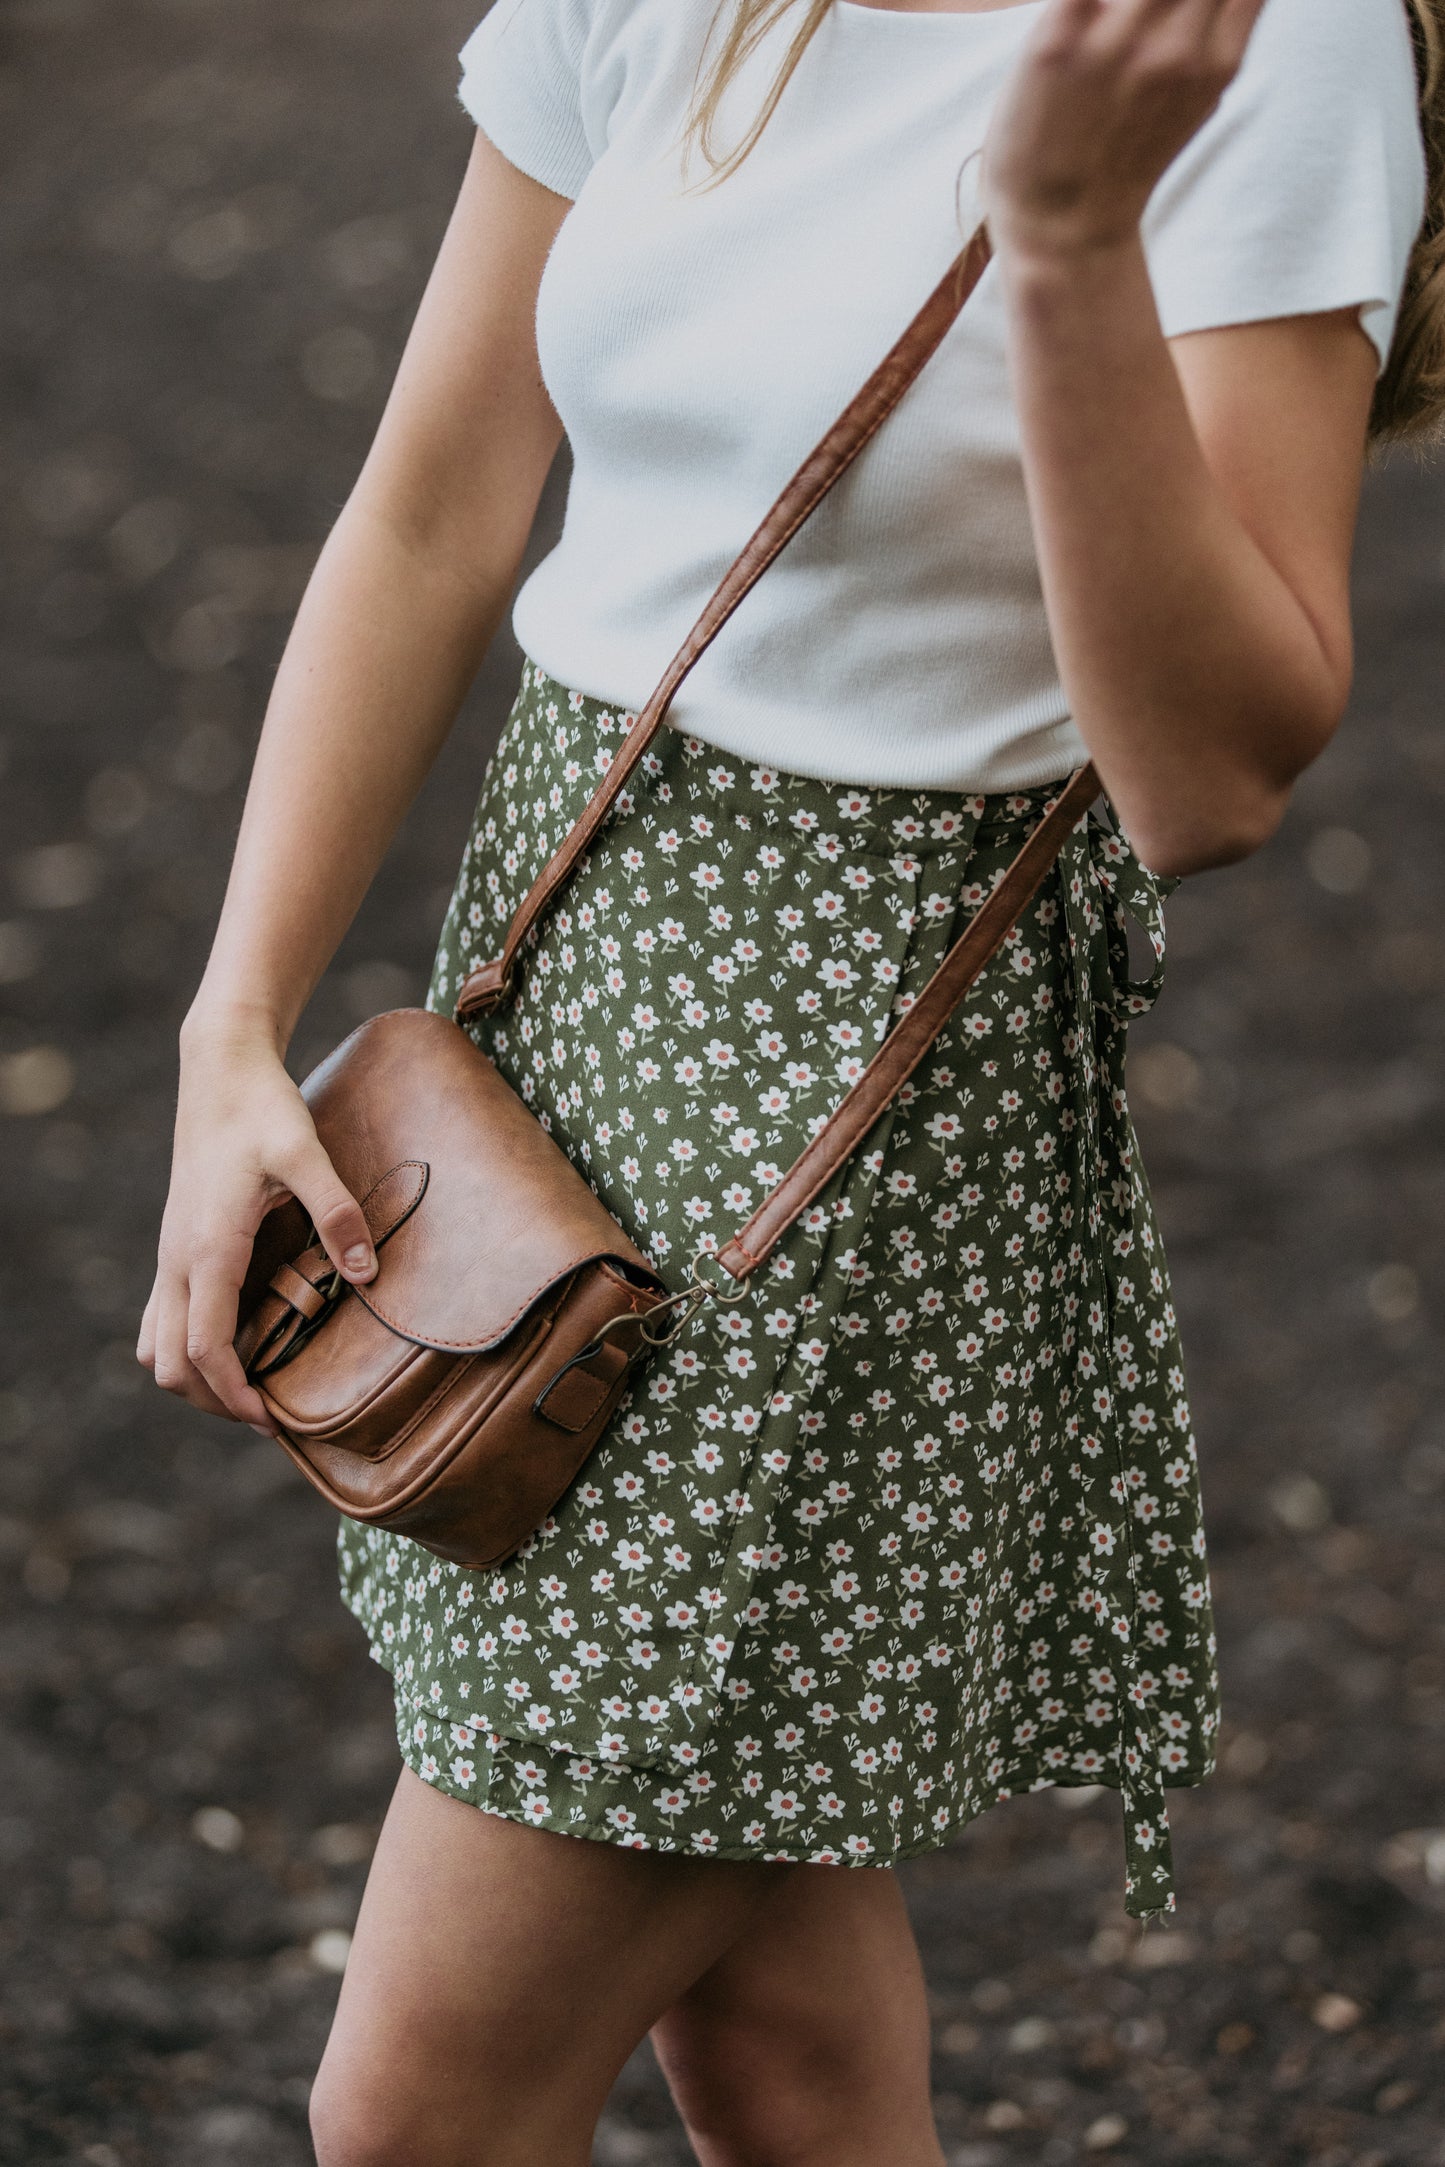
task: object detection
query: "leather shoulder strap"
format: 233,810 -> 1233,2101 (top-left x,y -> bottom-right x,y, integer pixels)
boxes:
455,222 -> 994,1022
453,215 -> 1101,1287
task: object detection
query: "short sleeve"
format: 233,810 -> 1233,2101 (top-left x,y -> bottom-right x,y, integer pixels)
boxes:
1143,0 -> 1427,372
458,0 -> 598,200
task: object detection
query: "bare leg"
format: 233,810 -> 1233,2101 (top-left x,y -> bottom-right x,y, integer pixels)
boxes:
652,1864 -> 945,2167
309,1767 -> 793,2167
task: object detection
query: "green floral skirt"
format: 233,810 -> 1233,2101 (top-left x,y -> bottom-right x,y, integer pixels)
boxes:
338,658 -> 1220,1921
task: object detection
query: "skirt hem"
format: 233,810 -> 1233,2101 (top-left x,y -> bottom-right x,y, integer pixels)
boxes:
379,1645 -> 1212,1921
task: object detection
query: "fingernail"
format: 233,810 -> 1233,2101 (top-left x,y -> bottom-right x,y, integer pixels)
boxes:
249,1423 -> 277,1439
344,1245 -> 375,1275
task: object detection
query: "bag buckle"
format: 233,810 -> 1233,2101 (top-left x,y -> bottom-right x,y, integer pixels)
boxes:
455,955 -> 516,1021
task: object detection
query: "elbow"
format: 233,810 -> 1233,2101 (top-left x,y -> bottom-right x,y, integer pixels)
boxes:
1124,776 -> 1294,883
1117,681 -> 1348,881
1109,641 -> 1360,879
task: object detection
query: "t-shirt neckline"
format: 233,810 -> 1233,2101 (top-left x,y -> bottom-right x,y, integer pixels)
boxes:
831,0 -> 1047,20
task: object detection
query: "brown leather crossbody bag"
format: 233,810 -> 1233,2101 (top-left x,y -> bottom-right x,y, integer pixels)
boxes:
233,222 -> 1099,1571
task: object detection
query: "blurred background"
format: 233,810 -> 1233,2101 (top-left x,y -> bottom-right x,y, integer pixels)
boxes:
2,0 -> 1444,2161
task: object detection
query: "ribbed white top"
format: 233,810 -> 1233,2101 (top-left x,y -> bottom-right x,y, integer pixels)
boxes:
459,0 -> 1424,791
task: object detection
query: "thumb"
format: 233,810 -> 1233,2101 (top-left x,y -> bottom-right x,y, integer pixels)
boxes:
279,1136 -> 377,1283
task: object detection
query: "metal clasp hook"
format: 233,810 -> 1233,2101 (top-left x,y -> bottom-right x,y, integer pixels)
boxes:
593,1249 -> 723,1357
640,1252 -> 723,1346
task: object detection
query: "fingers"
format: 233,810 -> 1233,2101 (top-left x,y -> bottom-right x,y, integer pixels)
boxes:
1034,0 -> 1262,122
1214,0 -> 1271,60
147,1270 -> 234,1422
1154,0 -> 1268,59
186,1251 -> 279,1433
140,1248 -> 276,1434
275,1134 -> 377,1284
1033,0 -> 1110,59
1085,0 -> 1256,50
137,1284 -> 159,1373
1071,0 -> 1260,112
137,1052 -> 364,1433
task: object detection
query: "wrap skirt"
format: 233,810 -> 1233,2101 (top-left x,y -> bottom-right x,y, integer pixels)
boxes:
338,656 -> 1221,1921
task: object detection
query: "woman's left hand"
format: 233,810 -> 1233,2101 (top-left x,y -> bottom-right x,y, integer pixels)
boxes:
982,0 -> 1270,258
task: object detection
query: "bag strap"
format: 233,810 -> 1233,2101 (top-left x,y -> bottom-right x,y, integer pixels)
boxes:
454,217 -> 1101,1286
455,220 -> 995,1023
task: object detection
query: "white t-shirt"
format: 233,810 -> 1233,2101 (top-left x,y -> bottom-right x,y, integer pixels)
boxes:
458,0 -> 1425,792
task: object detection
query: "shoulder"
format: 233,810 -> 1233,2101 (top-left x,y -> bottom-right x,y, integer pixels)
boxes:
1240,0 -> 1420,85
458,0 -> 700,196
459,0 -> 689,100
1144,0 -> 1427,365
459,0 -> 619,93
1228,0 -> 1423,143
456,0 -> 639,198
1240,0 -> 1419,59
1150,0 -> 1425,217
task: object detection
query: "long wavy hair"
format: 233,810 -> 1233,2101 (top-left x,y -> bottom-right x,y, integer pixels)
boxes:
677,0 -> 1445,446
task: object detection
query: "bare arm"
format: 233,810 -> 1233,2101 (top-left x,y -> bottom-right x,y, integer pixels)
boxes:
985,0 -> 1380,877
193,132 -> 568,1046
139,132 -> 570,1429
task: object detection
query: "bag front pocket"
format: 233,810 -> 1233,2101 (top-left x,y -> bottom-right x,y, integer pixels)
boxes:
259,1287 -> 554,1464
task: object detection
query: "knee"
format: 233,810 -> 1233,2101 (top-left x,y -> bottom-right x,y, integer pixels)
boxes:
310,2057 -> 479,2167
309,2033 -> 593,2167
309,2063 -> 413,2167
661,1981 -> 945,2167
658,2005 -> 875,2166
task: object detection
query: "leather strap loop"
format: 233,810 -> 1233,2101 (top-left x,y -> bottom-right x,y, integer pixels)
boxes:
269,1258 -> 332,1320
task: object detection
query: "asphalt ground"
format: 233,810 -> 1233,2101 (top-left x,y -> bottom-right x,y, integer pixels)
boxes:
2,1 -> 1444,2160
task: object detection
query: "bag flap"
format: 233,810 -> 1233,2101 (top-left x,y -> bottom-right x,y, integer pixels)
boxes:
294,1009 -> 661,1353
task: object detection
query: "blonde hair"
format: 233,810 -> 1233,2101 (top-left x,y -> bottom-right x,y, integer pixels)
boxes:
678,0 -> 1445,447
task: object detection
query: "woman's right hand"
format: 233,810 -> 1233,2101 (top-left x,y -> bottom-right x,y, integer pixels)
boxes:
137,1012 -> 377,1436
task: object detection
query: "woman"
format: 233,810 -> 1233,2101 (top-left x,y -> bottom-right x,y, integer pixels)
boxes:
140,0 -> 1439,2158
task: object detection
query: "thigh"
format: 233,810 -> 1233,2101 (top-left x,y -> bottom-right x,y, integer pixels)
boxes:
651,1863 -> 944,2167
314,1768 -> 791,2167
